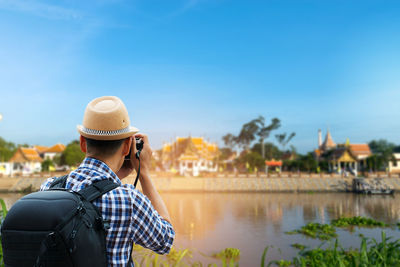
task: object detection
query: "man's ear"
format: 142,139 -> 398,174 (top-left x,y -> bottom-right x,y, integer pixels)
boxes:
80,135 -> 87,153
122,137 -> 133,156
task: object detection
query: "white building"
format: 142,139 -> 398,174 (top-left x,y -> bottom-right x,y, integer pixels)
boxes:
8,147 -> 43,175
0,162 -> 12,176
389,153 -> 400,173
162,137 -> 219,177
43,144 -> 66,160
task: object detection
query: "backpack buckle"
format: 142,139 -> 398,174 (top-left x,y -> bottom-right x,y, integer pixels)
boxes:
45,232 -> 58,248
103,219 -> 111,230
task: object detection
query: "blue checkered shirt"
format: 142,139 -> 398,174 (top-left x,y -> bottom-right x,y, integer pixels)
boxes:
40,157 -> 175,267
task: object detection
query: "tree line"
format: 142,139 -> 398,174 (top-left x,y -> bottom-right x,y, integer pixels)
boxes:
219,117 -> 400,173
0,137 -> 84,171
220,116 -> 296,172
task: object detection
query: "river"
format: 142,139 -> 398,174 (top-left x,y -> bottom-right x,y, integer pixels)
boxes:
2,192 -> 400,266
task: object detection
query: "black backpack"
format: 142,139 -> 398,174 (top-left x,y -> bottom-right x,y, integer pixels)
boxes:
1,176 -> 119,267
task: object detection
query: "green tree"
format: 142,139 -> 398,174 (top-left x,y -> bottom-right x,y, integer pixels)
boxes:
0,137 -> 16,161
219,147 -> 234,161
53,154 -> 62,166
300,153 -> 319,172
252,116 -> 281,158
61,140 -> 85,166
275,132 -> 296,152
252,142 -> 282,160
368,139 -> 395,170
236,120 -> 259,151
41,159 -> 54,172
369,139 -> 395,154
235,151 -> 265,172
222,133 -> 236,151
286,153 -> 318,172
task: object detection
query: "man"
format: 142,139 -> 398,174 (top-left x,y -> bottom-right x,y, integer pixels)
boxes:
40,96 -> 175,266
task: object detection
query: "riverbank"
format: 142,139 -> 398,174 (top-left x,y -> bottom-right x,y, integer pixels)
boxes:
1,176 -> 400,193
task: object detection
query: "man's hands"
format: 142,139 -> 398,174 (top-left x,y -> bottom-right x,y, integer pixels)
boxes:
117,133 -> 171,223
116,134 -> 152,180
131,133 -> 152,176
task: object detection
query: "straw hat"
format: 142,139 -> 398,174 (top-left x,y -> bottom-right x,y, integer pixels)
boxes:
77,96 -> 139,140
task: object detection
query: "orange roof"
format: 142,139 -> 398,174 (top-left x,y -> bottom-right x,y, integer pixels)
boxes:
163,136 -> 219,163
191,137 -> 204,146
45,144 -> 66,153
163,143 -> 172,152
9,147 -> 43,163
349,144 -> 371,156
265,160 -> 282,167
176,137 -> 186,143
34,145 -> 49,153
207,144 -> 218,152
314,149 -> 321,157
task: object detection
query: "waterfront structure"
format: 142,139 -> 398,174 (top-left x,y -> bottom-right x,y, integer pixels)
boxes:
389,153 -> 400,173
161,137 -> 219,176
265,160 -> 282,172
314,130 -> 371,173
8,147 -> 43,175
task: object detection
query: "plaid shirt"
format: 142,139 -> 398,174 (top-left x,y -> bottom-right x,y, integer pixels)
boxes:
40,157 -> 175,267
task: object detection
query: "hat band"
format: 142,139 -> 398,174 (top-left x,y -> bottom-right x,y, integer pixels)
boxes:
81,126 -> 131,136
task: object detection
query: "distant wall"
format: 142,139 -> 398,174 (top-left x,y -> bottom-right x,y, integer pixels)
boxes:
2,176 -> 400,193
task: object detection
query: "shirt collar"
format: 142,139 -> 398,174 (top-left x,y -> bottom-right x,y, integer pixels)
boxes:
77,157 -> 122,186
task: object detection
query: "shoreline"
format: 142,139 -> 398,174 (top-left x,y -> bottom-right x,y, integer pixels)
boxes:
1,176 -> 400,193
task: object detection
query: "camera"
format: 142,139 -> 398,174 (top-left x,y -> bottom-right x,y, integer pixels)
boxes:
125,137 -> 144,160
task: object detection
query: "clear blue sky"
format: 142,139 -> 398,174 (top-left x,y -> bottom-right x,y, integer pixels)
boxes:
0,0 -> 399,153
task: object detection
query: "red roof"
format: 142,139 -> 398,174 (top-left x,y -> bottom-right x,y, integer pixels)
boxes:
349,144 -> 371,156
265,160 -> 282,167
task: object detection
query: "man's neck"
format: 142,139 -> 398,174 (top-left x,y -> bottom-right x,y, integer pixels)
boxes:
86,154 -> 122,174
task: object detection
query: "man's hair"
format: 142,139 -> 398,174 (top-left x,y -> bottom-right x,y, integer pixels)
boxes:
85,137 -> 127,158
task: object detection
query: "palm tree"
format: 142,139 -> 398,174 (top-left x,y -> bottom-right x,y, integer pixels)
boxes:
222,133 -> 236,150
275,132 -> 296,152
252,116 -> 281,158
236,121 -> 259,151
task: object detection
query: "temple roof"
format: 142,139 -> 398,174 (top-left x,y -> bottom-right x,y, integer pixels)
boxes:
321,130 -> 336,151
34,145 -> 49,154
349,144 -> 371,155
45,144 -> 66,153
9,147 -> 43,163
328,147 -> 357,162
162,136 -> 219,162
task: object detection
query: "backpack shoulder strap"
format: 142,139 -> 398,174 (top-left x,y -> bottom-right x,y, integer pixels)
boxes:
78,180 -> 119,202
49,175 -> 69,189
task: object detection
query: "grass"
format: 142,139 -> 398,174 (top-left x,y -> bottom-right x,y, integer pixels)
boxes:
267,216 -> 400,266
131,246 -> 240,267
331,216 -> 389,228
285,222 -> 337,240
264,232 -> 400,267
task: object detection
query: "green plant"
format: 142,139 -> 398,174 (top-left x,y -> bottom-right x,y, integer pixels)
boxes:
331,216 -> 388,228
286,222 -> 337,240
214,248 -> 240,267
0,198 -> 8,267
291,243 -> 306,250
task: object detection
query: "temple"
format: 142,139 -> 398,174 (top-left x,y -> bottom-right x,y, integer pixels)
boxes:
161,137 -> 219,176
314,129 -> 371,173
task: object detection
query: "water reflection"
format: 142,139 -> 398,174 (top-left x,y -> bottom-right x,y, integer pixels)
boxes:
1,192 -> 399,266
161,192 -> 400,265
